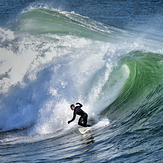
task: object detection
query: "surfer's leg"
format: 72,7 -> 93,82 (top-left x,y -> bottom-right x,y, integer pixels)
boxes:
84,114 -> 91,127
78,114 -> 91,127
83,114 -> 88,126
78,116 -> 87,127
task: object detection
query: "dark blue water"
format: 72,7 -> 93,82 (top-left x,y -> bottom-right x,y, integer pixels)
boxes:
0,0 -> 163,162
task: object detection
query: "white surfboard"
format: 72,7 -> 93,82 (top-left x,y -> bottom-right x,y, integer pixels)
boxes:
78,127 -> 92,134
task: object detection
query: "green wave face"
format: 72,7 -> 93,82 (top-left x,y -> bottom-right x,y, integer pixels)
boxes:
102,51 -> 163,119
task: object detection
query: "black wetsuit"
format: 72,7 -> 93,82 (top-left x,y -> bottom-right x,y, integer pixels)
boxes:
68,103 -> 89,127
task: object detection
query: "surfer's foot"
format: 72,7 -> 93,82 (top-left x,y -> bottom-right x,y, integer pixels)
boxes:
87,124 -> 91,127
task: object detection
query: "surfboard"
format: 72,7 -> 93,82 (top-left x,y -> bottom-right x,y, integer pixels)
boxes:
78,127 -> 92,134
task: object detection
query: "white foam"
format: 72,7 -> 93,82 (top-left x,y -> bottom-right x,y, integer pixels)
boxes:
0,25 -> 128,134
93,119 -> 110,129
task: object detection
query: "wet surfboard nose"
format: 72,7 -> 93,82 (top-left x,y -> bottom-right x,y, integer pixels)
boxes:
78,127 -> 92,134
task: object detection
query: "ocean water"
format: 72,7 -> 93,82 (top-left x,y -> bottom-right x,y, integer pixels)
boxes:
0,0 -> 163,162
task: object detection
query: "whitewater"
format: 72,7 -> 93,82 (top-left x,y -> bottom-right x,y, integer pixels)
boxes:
0,0 -> 163,162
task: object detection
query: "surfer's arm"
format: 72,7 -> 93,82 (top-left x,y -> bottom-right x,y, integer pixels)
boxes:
76,102 -> 83,107
68,110 -> 76,124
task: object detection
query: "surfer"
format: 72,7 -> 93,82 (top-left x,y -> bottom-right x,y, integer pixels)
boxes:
68,102 -> 91,127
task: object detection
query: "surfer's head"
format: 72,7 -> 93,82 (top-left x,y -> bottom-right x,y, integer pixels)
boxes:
70,104 -> 75,110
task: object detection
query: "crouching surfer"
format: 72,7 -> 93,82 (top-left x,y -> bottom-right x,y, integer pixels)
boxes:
68,102 -> 91,127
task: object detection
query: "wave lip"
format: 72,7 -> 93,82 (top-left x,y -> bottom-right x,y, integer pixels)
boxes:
11,7 -> 120,41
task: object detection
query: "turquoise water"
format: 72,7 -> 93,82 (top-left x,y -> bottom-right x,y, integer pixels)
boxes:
0,1 -> 163,162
